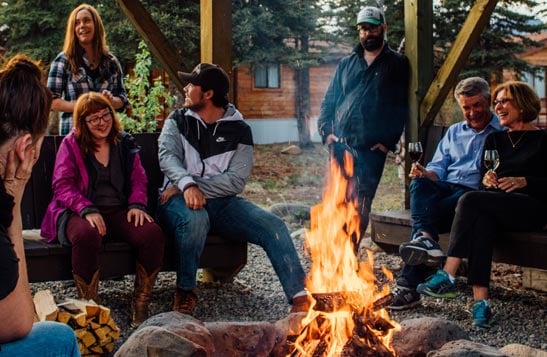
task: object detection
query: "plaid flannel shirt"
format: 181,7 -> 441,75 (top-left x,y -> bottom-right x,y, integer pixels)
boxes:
48,52 -> 128,135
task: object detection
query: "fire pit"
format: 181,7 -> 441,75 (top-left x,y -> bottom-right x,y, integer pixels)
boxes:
288,151 -> 400,356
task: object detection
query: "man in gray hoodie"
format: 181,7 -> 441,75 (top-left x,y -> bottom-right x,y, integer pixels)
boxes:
157,63 -> 311,315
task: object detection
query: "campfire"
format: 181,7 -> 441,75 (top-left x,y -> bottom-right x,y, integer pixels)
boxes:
291,150 -> 399,356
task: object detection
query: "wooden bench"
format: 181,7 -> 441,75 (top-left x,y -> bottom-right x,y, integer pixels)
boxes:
22,133 -> 247,283
370,124 -> 547,271
370,210 -> 547,270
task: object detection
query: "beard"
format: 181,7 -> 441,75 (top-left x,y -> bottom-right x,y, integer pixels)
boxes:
360,29 -> 384,51
184,93 -> 206,112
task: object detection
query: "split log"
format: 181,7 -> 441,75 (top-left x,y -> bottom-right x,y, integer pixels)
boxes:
33,290 -> 121,356
33,290 -> 59,322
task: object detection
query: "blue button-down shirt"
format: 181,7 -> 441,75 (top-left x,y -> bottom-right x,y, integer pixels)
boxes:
426,115 -> 504,189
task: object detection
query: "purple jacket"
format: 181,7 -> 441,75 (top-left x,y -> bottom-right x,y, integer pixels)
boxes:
40,131 -> 148,242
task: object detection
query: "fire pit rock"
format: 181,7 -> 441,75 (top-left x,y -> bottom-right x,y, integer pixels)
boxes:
115,312 -> 214,356
206,321 -> 278,356
391,317 -> 469,356
114,325 -> 210,356
116,311 -> 283,356
428,339 -> 507,357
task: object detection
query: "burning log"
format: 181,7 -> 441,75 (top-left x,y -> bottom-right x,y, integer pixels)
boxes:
288,292 -> 396,357
289,151 -> 400,356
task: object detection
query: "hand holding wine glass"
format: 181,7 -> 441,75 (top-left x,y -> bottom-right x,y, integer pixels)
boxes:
483,149 -> 500,188
408,142 -> 423,165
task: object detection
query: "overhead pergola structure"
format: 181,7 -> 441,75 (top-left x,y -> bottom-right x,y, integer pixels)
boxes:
116,0 -> 499,142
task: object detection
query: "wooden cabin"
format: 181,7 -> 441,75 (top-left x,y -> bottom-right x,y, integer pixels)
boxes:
516,32 -> 547,128
233,63 -> 338,144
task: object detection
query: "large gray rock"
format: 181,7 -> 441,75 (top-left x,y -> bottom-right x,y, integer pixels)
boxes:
114,326 -> 209,357
428,339 -> 506,357
116,312 -> 215,356
204,321 -> 277,357
391,317 -> 469,357
499,343 -> 547,357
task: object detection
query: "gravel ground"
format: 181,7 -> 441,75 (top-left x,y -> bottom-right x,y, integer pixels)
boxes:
30,218 -> 547,355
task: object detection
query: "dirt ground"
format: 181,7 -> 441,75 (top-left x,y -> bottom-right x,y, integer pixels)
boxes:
244,142 -> 403,211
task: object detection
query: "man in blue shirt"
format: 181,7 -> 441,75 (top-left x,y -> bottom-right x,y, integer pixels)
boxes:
389,77 -> 504,310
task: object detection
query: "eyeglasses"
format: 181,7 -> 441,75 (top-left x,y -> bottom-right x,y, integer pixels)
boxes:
358,25 -> 381,34
85,110 -> 112,126
492,98 -> 512,106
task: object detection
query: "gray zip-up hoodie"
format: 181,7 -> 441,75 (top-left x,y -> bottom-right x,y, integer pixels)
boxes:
158,104 -> 253,199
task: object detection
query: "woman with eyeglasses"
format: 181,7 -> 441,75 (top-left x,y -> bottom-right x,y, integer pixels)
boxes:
412,81 -> 547,328
41,92 -> 165,328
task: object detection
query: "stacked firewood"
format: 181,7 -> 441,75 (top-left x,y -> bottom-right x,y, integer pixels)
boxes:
33,290 -> 121,356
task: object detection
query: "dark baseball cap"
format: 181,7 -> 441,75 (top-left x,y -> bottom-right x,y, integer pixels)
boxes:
177,63 -> 230,97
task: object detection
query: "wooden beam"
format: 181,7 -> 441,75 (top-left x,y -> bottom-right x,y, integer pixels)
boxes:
419,0 -> 499,127
404,0 -> 433,208
200,0 -> 233,98
115,0 -> 185,91
404,0 -> 433,141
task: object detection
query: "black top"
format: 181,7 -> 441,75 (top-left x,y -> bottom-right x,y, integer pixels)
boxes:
481,129 -> 547,202
0,177 -> 18,300
89,145 -> 125,207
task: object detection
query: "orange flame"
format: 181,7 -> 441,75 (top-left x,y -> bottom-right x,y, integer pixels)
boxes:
292,150 -> 399,356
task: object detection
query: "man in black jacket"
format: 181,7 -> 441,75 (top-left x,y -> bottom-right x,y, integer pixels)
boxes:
318,5 -> 410,245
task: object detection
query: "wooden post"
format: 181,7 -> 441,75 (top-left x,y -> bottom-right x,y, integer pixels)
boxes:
404,0 -> 433,208
200,0 -> 233,101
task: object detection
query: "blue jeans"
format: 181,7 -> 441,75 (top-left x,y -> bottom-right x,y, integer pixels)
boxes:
398,178 -> 472,288
1,321 -> 80,356
157,195 -> 306,302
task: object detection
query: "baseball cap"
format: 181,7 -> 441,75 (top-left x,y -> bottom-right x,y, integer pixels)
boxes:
356,6 -> 385,26
177,63 -> 230,96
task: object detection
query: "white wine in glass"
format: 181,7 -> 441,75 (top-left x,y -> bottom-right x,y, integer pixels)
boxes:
484,149 -> 500,171
408,142 -> 423,164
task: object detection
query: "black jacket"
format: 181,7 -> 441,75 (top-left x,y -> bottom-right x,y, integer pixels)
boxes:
318,42 -> 409,151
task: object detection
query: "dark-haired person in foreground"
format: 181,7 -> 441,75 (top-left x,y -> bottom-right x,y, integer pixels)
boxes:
0,54 -> 80,356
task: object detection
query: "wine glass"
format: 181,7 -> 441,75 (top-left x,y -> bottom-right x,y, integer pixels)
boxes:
408,142 -> 423,165
484,150 -> 500,172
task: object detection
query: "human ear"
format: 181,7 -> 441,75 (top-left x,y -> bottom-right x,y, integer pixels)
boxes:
13,133 -> 33,163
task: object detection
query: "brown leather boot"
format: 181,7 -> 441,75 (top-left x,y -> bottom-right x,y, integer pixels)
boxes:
73,270 -> 100,303
130,263 -> 160,328
173,288 -> 197,315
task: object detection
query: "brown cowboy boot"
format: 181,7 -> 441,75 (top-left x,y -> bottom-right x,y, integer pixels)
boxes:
173,288 -> 198,315
73,270 -> 100,303
130,263 -> 160,328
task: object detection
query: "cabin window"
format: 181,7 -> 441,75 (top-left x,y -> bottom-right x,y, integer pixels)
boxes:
254,64 -> 280,88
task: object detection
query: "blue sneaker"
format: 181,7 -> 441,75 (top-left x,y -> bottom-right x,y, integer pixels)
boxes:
472,300 -> 494,328
416,269 -> 457,298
